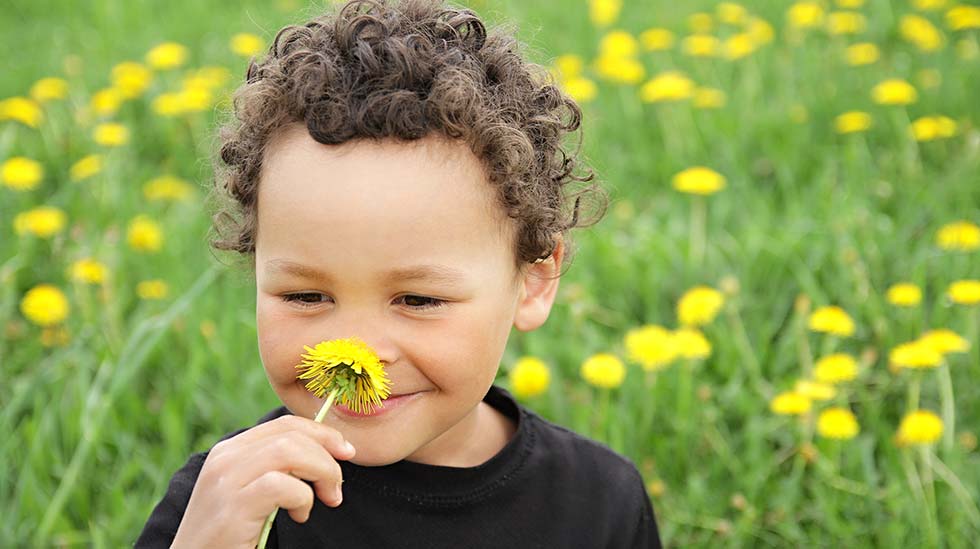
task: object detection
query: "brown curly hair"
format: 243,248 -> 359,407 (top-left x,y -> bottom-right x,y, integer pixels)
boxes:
209,0 -> 607,273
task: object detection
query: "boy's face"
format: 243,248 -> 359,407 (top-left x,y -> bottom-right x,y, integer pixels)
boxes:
254,125 -> 559,466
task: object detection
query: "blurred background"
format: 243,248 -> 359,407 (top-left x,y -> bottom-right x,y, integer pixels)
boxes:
2,0 -> 979,546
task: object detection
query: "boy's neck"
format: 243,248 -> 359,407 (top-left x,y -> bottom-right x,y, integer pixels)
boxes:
405,399 -> 517,468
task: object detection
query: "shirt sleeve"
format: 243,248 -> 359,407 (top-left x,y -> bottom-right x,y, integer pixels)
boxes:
626,485 -> 662,549
133,453 -> 207,548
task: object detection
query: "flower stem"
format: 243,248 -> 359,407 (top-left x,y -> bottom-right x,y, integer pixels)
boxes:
938,362 -> 955,454
257,389 -> 339,549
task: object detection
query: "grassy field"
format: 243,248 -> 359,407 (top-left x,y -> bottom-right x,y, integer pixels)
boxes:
2,0 -> 980,546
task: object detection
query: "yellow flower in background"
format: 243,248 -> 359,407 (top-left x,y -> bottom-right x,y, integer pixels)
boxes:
593,33 -> 644,85
918,329 -> 970,355
29,77 -> 69,103
69,154 -> 103,182
787,2 -> 825,29
144,175 -> 194,201
834,111 -> 872,134
599,30 -> 639,58
817,407 -> 860,439
682,34 -> 720,57
183,66 -> 231,91
127,215 -> 163,253
111,61 -> 152,99
890,340 -> 943,368
561,77 -> 599,103
836,0 -> 865,7
90,88 -> 123,117
295,337 -> 392,414
871,79 -> 918,105
672,167 -> 726,196
640,28 -> 675,51
553,54 -> 584,79
677,286 -> 725,326
145,41 -> 188,70
581,353 -> 626,389
900,14 -> 945,51
640,71 -> 695,103
896,410 -> 943,446
137,279 -> 169,300
946,6 -> 980,30
808,306 -> 855,337
230,32 -> 265,57
2,156 -> 43,191
770,391 -> 812,415
693,87 -> 726,109
688,12 -> 714,33
508,356 -> 551,398
589,0 -> 621,27
0,96 -> 43,127
845,42 -> 880,65
673,328 -> 711,360
151,93 -> 183,117
814,353 -> 859,383
624,325 -> 678,370
717,2 -> 747,25
947,280 -> 980,305
795,379 -> 837,401
70,258 -> 108,285
20,284 -> 70,326
746,17 -> 775,45
826,11 -> 867,35
14,206 -> 67,238
723,33 -> 757,60
886,282 -> 922,306
913,0 -> 946,10
93,122 -> 130,147
911,115 -> 957,141
936,221 -> 980,251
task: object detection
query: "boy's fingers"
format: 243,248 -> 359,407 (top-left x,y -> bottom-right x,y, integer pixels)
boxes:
239,470 -> 315,524
228,432 -> 346,507
215,415 -> 355,460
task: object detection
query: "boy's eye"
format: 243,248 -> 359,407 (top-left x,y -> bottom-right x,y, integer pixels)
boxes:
395,294 -> 447,311
281,293 -> 446,311
281,292 -> 331,308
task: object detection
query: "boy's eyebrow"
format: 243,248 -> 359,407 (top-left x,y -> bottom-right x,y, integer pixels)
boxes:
265,259 -> 468,285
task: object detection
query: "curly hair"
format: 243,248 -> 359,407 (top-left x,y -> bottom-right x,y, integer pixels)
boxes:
209,0 -> 606,273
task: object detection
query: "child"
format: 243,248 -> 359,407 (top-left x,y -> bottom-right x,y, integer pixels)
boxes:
136,0 -> 661,546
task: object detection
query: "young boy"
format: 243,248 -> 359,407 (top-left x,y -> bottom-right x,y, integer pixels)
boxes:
137,0 -> 660,547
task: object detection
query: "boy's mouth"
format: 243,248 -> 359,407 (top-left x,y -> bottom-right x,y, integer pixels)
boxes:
333,391 -> 424,418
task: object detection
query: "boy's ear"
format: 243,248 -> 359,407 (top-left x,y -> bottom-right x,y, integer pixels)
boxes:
513,236 -> 564,332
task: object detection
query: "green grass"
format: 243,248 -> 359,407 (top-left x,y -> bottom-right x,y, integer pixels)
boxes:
2,0 -> 979,546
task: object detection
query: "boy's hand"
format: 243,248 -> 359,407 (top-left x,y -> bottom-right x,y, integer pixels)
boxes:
171,415 -> 356,549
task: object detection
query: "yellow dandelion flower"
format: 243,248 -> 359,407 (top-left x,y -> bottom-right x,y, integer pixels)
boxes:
911,115 -> 957,141
827,11 -> 867,35
672,167 -> 726,196
144,175 -> 194,201
183,66 -> 231,91
295,337 -> 392,413
896,410 -> 943,446
947,280 -> 980,305
175,84 -> 213,113
30,77 -> 69,103
509,356 -> 551,398
936,221 -> 980,251
13,206 -> 66,238
151,93 -> 184,117
145,41 -> 188,70
900,14 -> 945,51
717,2 -> 747,25
111,61 -> 152,99
673,328 -> 711,360
137,279 -> 169,300
90,88 -> 123,117
834,111 -> 872,134
581,353 -> 626,389
746,17 -> 775,45
914,0 -> 946,10
946,5 -> 980,30
693,87 -> 726,109
639,71 -> 695,103
814,353 -> 859,383
69,154 -> 103,182
681,34 -> 720,57
646,479 -> 666,497
871,79 -> 918,105
918,329 -> 970,355
624,325 -> 678,371
808,306 -> 855,337
770,391 -> 812,415
677,286 -> 725,327
640,28 -> 674,51
795,379 -> 837,401
0,96 -> 43,128
890,340 -> 943,368
70,258 -> 108,285
593,55 -> 645,84
886,282 -> 922,306
230,33 -> 265,57
723,33 -> 757,60
688,12 -> 714,33
817,407 -> 860,440
589,0 -> 622,27
787,2 -> 825,29
553,54 -> 584,80
2,156 -> 43,191
93,122 -> 130,147
599,30 -> 639,58
845,42 -> 880,65
127,215 -> 163,253
561,77 -> 598,103
20,284 -> 70,327
836,0 -> 865,8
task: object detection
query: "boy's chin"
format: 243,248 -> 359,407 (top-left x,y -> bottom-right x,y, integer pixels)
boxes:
346,449 -> 407,467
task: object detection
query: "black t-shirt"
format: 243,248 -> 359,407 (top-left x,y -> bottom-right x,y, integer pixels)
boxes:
135,385 -> 661,548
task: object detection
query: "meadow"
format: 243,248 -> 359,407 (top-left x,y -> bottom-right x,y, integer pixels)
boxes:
2,0 -> 979,546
